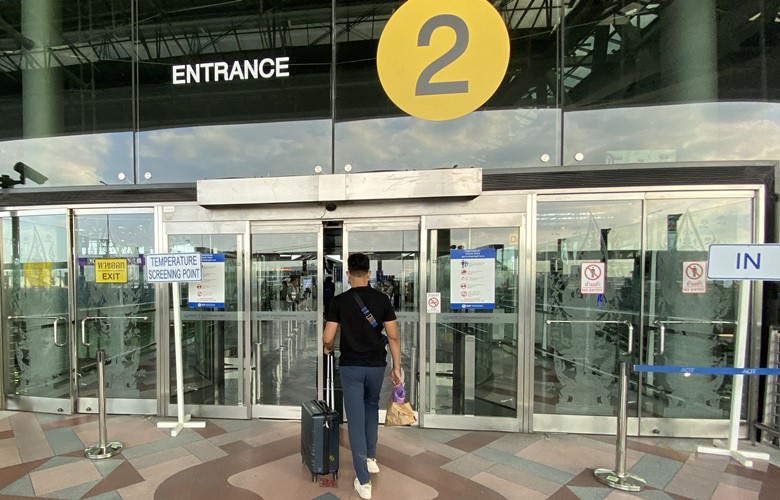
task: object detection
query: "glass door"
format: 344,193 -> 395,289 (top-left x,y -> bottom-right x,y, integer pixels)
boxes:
534,198 -> 643,434
639,194 -> 755,436
2,210 -> 72,413
344,220 -> 420,422
534,191 -> 757,437
250,222 -> 321,419
164,221 -> 248,419
74,210 -> 156,414
2,209 -> 156,415
422,214 -> 526,432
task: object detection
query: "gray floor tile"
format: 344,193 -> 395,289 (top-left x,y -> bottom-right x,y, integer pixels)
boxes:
48,479 -> 100,499
0,475 -> 35,497
32,455 -> 82,473
568,486 -> 611,500
441,453 -> 495,478
87,491 -> 124,500
45,426 -> 87,455
121,430 -> 202,459
474,446 -> 574,484
92,457 -> 125,478
628,454 -> 684,489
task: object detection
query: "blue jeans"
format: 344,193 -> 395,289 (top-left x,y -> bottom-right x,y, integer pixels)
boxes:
339,365 -> 385,485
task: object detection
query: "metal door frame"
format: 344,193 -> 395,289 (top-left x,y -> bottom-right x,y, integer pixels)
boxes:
1,208 -> 73,414
156,191 -> 531,427
72,207 -> 157,415
249,220 -> 323,420
162,219 -> 250,419
420,212 -> 530,433
1,207 -> 158,415
342,218 -> 422,423
531,186 -> 763,437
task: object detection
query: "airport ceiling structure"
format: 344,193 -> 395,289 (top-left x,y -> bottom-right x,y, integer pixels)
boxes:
0,0 -> 778,139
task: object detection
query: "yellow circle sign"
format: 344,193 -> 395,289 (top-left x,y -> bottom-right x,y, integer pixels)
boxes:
377,0 -> 510,121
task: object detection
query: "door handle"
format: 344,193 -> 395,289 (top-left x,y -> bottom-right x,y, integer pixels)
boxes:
52,317 -> 67,346
545,319 -> 634,354
8,315 -> 69,347
81,315 -> 149,346
254,342 -> 263,401
652,320 -> 737,356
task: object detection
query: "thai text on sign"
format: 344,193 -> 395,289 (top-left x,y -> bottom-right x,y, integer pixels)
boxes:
95,258 -> 128,283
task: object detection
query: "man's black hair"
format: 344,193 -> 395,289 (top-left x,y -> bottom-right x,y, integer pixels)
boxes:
347,253 -> 370,274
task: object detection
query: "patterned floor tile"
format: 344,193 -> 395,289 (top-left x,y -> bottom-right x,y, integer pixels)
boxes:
0,412 -> 778,499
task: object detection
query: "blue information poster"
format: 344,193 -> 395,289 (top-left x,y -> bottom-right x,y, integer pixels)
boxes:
450,248 -> 496,310
188,253 -> 225,308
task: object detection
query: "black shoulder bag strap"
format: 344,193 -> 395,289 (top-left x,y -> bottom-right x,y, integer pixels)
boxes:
352,290 -> 379,328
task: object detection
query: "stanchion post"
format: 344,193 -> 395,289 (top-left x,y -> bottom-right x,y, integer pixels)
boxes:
85,349 -> 123,459
594,361 -> 646,491
157,282 -> 205,436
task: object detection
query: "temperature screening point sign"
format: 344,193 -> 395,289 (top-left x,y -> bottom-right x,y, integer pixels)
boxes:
376,0 -> 510,121
146,253 -> 202,283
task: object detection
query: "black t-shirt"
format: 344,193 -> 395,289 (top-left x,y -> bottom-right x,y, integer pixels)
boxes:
326,286 -> 397,367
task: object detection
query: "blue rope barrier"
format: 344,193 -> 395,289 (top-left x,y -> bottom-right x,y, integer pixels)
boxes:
633,365 -> 780,376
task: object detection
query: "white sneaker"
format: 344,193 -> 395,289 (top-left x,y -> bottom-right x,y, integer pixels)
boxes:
354,478 -> 372,499
367,457 -> 380,473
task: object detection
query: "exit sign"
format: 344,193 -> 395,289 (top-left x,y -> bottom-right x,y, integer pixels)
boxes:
708,244 -> 780,280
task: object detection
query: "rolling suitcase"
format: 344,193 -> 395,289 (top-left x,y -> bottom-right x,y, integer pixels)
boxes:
301,353 -> 339,481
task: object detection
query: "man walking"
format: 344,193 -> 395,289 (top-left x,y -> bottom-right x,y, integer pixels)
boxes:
323,253 -> 401,500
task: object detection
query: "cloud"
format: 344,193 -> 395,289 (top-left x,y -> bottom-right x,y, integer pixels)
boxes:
2,101 -> 778,188
565,102 -> 780,164
0,133 -> 130,186
138,121 -> 331,181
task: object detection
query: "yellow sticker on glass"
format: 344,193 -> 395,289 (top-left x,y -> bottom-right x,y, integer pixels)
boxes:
377,0 -> 510,121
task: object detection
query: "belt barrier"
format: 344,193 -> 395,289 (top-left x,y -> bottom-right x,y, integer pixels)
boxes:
634,365 -> 780,376
633,363 -> 774,467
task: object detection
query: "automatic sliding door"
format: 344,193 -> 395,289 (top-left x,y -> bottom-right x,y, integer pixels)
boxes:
423,214 -> 525,432
250,224 -> 321,419
166,222 -> 247,419
344,221 -> 420,419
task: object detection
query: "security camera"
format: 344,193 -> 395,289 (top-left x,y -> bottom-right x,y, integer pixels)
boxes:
13,162 -> 48,185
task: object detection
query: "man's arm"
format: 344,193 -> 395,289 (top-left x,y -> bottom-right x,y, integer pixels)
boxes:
323,321 -> 338,354
384,320 -> 401,386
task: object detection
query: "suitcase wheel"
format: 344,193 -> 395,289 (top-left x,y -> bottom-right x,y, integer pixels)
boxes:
332,472 -> 338,480
312,474 -> 316,482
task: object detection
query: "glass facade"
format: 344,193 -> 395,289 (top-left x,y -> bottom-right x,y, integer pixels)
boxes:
0,1 -> 778,188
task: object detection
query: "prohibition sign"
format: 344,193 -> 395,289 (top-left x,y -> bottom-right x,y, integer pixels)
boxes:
685,262 -> 704,280
428,296 -> 440,309
584,264 -> 602,281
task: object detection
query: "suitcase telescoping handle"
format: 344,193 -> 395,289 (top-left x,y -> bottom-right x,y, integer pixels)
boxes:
326,352 -> 335,409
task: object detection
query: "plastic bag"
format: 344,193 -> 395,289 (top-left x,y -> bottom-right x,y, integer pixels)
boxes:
385,383 -> 416,427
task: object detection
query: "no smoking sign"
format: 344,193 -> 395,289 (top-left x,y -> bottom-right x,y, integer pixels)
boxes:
427,292 -> 441,313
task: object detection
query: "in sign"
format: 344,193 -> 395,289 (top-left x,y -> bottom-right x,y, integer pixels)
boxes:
708,244 -> 780,280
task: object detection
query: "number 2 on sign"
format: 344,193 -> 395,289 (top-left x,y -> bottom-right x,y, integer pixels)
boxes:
377,0 -> 510,121
416,15 -> 469,96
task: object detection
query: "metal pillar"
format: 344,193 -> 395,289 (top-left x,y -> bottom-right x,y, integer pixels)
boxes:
85,349 -> 123,459
594,362 -> 646,492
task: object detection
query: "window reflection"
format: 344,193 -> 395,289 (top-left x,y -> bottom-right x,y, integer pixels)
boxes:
564,102 -> 780,165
